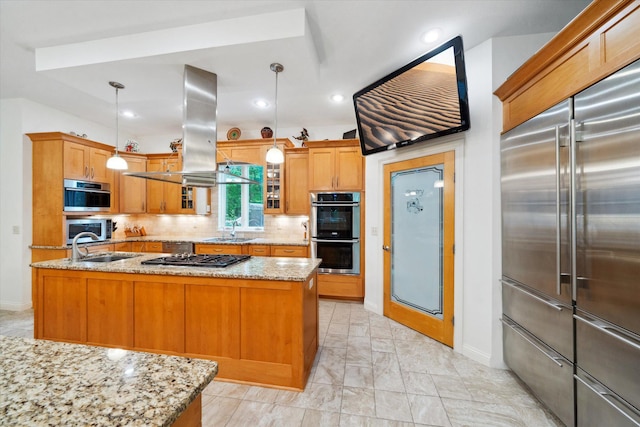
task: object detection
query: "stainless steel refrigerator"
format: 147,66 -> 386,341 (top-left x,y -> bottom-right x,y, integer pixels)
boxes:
500,58 -> 640,427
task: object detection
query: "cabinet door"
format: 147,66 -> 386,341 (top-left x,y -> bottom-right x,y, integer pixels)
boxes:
285,151 -> 309,214
146,159 -> 166,213
308,148 -> 335,191
120,156 -> 146,213
144,242 -> 164,253
134,282 -> 185,353
89,147 -> 111,183
163,159 -> 185,213
87,278 -> 134,347
247,245 -> 271,256
335,146 -> 363,190
64,141 -> 89,180
41,275 -> 86,342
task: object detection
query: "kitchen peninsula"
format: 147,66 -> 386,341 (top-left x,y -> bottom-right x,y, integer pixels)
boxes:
31,253 -> 321,390
0,335 -> 217,426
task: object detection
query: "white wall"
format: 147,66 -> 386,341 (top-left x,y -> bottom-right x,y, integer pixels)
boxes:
362,32 -> 555,368
0,98 -> 128,310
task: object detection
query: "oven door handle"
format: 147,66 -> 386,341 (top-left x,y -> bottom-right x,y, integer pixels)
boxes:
311,203 -> 360,207
312,238 -> 360,244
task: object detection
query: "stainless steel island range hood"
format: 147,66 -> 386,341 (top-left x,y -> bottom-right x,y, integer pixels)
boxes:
124,65 -> 256,187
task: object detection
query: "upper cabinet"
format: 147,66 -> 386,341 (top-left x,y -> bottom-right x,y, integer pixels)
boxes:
307,139 -> 364,191
118,154 -> 147,214
146,156 -> 195,214
284,147 -> 309,215
494,0 -> 640,132
63,141 -> 113,184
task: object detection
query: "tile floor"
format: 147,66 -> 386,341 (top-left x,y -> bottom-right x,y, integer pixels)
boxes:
0,300 -> 563,426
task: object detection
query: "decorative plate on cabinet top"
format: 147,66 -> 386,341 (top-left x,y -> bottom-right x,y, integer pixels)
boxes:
227,127 -> 241,140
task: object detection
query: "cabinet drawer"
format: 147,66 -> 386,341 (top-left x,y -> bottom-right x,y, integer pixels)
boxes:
576,369 -> 640,427
502,317 -> 574,427
144,242 -> 164,253
575,310 -> 640,409
195,244 -> 243,255
271,245 -> 307,257
247,245 -> 271,256
502,279 -> 573,360
114,242 -> 132,252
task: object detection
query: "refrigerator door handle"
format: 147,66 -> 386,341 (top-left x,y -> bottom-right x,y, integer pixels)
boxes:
555,125 -> 562,296
570,118 -> 578,301
501,279 -> 564,311
575,374 -> 640,424
500,318 -> 564,367
574,313 -> 640,352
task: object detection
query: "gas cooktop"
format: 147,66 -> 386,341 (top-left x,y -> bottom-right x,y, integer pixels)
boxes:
141,254 -> 251,268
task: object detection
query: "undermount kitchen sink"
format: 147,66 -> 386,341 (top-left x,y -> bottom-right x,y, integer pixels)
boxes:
80,254 -> 140,263
203,237 -> 254,243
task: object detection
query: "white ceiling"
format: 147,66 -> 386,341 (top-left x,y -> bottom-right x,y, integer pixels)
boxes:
0,0 -> 591,139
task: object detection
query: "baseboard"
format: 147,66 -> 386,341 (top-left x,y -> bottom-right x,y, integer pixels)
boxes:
462,343 -> 492,367
0,301 -> 32,311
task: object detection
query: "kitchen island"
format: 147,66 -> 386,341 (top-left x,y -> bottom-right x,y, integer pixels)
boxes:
0,335 -> 217,426
31,253 -> 321,390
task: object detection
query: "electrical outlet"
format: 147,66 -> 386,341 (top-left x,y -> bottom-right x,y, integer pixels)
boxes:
371,226 -> 378,236
12,226 -> 20,235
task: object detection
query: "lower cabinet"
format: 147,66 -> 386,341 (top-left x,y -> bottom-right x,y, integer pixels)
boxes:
134,281 -> 185,353
317,273 -> 364,299
195,244 -> 244,255
41,275 -> 86,342
271,245 -> 308,257
86,278 -> 134,347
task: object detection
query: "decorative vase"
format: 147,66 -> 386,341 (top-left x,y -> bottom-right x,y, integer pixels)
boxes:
261,127 -> 273,138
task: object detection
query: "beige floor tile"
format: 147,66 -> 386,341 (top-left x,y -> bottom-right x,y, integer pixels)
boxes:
339,413 -> 415,426
374,390 -> 413,422
201,395 -> 241,426
401,371 -> 438,396
407,394 -> 451,426
431,374 -> 473,400
341,386 -> 376,416
203,380 -> 250,399
224,400 -> 306,427
344,365 -> 374,389
301,409 -> 341,426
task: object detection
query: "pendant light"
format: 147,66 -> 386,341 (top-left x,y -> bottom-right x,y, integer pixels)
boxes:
106,81 -> 128,170
265,63 -> 284,164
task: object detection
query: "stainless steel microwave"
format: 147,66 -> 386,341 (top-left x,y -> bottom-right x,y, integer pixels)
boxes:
64,179 -> 111,212
66,218 -> 112,244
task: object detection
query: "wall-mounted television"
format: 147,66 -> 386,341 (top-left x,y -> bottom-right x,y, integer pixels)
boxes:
353,35 -> 470,156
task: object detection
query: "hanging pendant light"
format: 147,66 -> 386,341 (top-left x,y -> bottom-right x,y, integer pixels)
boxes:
106,81 -> 128,170
265,63 -> 284,164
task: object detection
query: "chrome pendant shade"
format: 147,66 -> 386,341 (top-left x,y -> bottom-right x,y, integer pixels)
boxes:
265,63 -> 284,164
106,81 -> 128,170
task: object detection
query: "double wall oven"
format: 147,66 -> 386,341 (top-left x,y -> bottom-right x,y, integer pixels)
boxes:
310,192 -> 360,275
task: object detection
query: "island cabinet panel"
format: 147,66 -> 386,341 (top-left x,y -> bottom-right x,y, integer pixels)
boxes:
134,282 -> 185,353
240,286 -> 294,364
86,278 -> 134,348
185,285 -> 240,358
41,276 -> 86,343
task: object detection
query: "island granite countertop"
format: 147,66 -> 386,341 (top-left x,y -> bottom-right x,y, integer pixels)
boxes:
31,252 -> 322,282
0,335 -> 217,426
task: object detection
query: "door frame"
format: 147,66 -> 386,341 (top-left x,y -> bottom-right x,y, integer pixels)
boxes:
363,139 -> 464,351
383,150 -> 455,347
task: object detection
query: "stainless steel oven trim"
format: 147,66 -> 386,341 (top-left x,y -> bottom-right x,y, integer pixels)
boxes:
312,238 -> 360,275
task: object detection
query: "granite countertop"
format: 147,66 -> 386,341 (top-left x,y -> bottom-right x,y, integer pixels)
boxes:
31,252 -> 322,282
31,236 -> 310,250
0,335 -> 217,426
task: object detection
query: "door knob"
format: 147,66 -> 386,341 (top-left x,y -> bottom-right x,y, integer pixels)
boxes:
382,245 -> 390,251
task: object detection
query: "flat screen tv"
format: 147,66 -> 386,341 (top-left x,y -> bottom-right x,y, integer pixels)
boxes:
353,35 -> 470,156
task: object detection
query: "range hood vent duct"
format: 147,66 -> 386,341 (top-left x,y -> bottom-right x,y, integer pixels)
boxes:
124,65 -> 256,187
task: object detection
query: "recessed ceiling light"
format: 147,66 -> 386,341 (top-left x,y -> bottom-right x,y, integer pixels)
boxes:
122,110 -> 136,118
330,94 -> 345,103
254,99 -> 269,108
421,28 -> 442,44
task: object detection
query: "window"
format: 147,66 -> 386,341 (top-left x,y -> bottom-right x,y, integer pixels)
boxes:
218,165 -> 264,230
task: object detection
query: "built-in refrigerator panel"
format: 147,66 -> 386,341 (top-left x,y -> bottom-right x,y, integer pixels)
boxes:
501,100 -> 572,304
573,58 -> 640,336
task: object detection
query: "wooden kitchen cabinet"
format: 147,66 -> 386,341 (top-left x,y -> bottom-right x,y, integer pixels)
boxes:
63,141 -> 112,184
307,139 -> 364,191
119,154 -> 147,213
146,157 -> 186,214
195,244 -> 244,255
41,275 -> 86,343
143,242 -> 164,253
271,245 -> 309,258
285,148 -> 309,214
134,281 -> 185,353
86,277 -> 134,348
245,245 -> 271,256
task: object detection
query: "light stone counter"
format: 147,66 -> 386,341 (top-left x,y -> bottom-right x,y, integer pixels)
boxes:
0,335 -> 217,426
31,252 -> 321,282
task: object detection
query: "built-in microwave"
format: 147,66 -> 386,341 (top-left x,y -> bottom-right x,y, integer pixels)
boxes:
66,218 -> 112,244
64,179 -> 111,212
